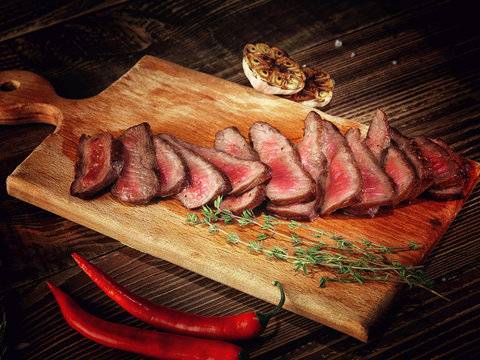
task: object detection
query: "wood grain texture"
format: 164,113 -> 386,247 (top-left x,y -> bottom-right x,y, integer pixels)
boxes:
0,0 -> 479,359
1,56 -> 478,342
0,0 -> 127,42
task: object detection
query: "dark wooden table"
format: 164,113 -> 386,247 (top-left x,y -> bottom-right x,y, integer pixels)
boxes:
1,0 -> 479,359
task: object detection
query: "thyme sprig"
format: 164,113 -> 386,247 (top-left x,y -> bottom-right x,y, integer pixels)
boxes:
185,196 -> 448,301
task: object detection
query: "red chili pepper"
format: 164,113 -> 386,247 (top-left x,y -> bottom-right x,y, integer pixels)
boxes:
47,281 -> 248,360
72,253 -> 285,341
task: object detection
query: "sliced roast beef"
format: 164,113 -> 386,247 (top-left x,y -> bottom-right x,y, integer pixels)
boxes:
344,128 -> 395,215
219,185 -> 266,215
391,128 -> 434,201
364,109 -> 416,205
296,112 -> 328,189
413,136 -> 470,200
214,127 -> 260,161
267,111 -> 327,221
428,138 -> 469,189
159,134 -> 231,209
249,121 -> 316,206
413,136 -> 463,187
320,119 -> 363,216
70,134 -> 124,199
384,144 -> 416,205
214,126 -> 267,214
267,200 -> 319,221
153,135 -> 189,197
171,136 -> 271,195
364,109 -> 391,163
426,179 -> 471,201
111,123 -> 161,204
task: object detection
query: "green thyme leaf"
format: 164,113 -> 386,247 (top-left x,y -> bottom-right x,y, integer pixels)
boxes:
185,195 -> 447,300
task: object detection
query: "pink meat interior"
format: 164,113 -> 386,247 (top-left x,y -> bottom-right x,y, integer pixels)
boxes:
83,138 -> 108,187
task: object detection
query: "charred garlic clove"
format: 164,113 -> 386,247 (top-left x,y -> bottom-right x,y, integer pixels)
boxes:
242,43 -> 306,95
282,67 -> 335,108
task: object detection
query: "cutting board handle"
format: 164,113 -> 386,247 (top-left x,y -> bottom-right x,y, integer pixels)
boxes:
0,70 -> 63,126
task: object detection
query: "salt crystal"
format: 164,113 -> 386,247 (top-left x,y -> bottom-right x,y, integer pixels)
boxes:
334,39 -> 343,47
350,52 -> 356,58
392,60 -> 398,65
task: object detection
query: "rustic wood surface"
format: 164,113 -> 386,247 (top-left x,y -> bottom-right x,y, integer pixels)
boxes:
2,56 -> 477,343
0,0 -> 478,359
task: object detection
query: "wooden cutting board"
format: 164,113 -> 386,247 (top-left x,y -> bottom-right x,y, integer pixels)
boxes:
1,56 -> 479,342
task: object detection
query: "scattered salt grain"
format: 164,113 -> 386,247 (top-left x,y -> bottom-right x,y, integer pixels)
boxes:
334,39 -> 343,47
350,52 -> 356,58
392,60 -> 398,65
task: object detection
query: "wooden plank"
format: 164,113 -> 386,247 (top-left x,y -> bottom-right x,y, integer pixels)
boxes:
0,56 -> 478,342
0,0 -> 432,98
0,0 -> 127,42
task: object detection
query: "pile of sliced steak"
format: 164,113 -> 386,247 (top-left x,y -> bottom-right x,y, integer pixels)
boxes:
71,109 -> 473,221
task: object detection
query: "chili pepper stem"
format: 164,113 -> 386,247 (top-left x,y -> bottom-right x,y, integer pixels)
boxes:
255,281 -> 285,329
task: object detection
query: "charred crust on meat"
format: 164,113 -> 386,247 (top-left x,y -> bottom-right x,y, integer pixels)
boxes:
70,133 -> 125,200
110,123 -> 162,204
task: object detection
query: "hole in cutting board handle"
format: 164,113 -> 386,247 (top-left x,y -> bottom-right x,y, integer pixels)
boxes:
0,80 -> 21,92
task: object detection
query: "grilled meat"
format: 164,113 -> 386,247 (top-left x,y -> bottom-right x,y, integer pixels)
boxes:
160,134 -> 231,209
413,136 -> 470,200
171,136 -> 271,195
71,108 -> 472,220
364,109 -> 416,205
219,185 -> 267,215
267,111 -> 327,221
320,119 -> 363,215
249,121 -> 316,206
111,123 -> 161,204
215,126 -> 260,161
153,135 -> 189,197
70,134 -> 124,199
214,126 -> 267,214
390,128 -> 434,201
344,127 -> 395,215
384,144 -> 416,205
364,109 -> 391,163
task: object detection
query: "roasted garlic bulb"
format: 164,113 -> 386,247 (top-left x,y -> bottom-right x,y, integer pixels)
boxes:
242,43 -> 335,107
242,43 -> 306,95
282,67 -> 335,108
